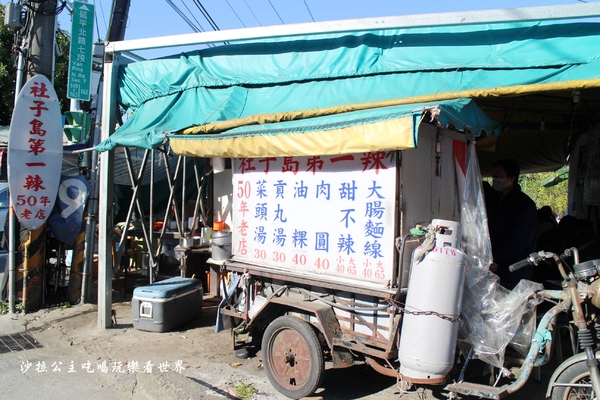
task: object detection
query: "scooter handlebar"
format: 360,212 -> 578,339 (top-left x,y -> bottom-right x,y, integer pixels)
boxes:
508,252 -> 543,272
509,258 -> 532,272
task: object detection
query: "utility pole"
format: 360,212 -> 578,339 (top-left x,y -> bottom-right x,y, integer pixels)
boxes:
107,0 -> 131,41
98,0 -> 130,328
26,1 -> 58,80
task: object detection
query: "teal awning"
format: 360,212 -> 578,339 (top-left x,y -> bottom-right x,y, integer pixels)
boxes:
96,20 -> 600,156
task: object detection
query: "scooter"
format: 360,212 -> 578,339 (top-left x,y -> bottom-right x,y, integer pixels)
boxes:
446,247 -> 600,399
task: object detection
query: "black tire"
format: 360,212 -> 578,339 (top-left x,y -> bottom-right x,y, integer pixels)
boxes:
552,360 -> 595,400
261,315 -> 324,399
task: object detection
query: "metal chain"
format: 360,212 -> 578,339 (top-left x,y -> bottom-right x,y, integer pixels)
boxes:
387,299 -> 463,322
400,307 -> 463,323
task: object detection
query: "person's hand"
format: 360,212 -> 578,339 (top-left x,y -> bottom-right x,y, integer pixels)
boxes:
489,262 -> 499,273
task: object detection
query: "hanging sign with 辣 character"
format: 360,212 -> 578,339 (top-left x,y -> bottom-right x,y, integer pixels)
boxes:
8,75 -> 63,230
67,1 -> 95,101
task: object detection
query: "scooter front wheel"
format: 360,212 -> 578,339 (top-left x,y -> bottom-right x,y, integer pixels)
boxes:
552,360 -> 595,400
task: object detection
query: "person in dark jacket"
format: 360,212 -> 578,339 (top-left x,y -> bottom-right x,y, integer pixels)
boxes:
487,159 -> 538,289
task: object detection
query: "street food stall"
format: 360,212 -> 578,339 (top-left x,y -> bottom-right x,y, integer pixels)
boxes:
94,3 -> 600,398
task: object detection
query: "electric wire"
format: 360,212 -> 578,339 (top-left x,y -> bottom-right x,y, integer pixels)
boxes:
13,0 -> 33,73
302,0 -> 315,22
242,0 -> 262,26
18,1 -> 33,38
93,0 -> 108,40
24,0 -> 66,16
191,0 -> 220,31
190,0 -> 230,45
267,0 -> 284,24
178,0 -> 209,33
224,0 -> 246,27
94,10 -> 102,41
166,0 -> 202,32
167,0 -> 217,47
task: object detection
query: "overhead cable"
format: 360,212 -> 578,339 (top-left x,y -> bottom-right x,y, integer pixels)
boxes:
93,0 -> 108,39
166,0 -> 202,32
24,0 -> 67,16
165,0 -> 216,47
192,0 -> 220,31
242,0 -> 262,26
302,0 -> 315,22
225,0 -> 246,27
94,5 -> 102,40
178,0 -> 209,33
267,0 -> 284,24
167,0 -> 199,31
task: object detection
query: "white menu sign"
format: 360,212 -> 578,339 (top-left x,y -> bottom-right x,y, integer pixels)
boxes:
232,152 -> 396,288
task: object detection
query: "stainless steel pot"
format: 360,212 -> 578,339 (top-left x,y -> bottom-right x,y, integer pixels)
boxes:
180,236 -> 203,248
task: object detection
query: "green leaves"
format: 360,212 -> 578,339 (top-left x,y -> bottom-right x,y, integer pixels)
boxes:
520,172 -> 568,217
0,4 -> 72,125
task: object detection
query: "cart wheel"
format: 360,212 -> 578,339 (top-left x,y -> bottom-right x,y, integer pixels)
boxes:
551,360 -> 594,400
261,315 -> 324,399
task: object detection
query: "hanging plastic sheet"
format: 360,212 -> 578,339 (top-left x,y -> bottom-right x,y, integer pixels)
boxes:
458,142 -> 543,369
215,272 -> 241,333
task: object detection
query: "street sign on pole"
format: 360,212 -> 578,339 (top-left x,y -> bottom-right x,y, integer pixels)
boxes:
67,1 -> 95,101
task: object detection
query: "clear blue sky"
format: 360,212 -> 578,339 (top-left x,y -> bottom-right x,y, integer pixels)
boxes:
58,0 -> 598,58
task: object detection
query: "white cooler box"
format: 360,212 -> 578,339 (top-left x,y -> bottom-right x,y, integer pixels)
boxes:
132,277 -> 203,332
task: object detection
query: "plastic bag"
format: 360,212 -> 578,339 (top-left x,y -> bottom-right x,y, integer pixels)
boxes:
248,295 -> 268,319
458,142 -> 543,369
215,272 -> 241,332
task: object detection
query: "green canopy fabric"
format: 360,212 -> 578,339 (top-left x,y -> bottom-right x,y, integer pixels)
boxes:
96,20 -> 600,157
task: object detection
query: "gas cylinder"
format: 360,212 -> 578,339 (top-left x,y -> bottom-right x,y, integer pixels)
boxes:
398,219 -> 467,384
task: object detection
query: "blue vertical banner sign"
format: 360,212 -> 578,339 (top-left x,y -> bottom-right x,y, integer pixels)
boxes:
67,1 -> 95,101
47,175 -> 92,245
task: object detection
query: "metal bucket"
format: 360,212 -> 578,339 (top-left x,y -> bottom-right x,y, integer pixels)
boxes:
211,230 -> 232,261
180,236 -> 203,249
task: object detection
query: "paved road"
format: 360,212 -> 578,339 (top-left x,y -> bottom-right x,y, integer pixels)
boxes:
0,292 -> 562,400
0,261 -> 566,400
0,298 -> 404,400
